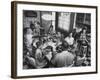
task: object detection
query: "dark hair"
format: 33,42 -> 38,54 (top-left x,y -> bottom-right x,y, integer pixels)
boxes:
30,22 -> 35,30
45,46 -> 53,52
56,45 -> 63,53
36,41 -> 42,48
62,41 -> 69,50
82,27 -> 87,32
23,27 -> 31,34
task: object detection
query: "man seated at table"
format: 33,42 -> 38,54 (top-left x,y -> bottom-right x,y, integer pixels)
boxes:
51,45 -> 75,67
25,44 -> 54,69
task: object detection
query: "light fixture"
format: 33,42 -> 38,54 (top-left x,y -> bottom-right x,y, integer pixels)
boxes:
42,14 -> 54,21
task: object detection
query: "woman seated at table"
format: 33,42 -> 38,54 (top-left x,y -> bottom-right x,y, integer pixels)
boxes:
65,32 -> 75,49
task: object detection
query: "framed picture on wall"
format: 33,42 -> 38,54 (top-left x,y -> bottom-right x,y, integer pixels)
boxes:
11,1 -> 98,78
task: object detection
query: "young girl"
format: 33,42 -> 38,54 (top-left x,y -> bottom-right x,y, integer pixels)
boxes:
79,28 -> 88,57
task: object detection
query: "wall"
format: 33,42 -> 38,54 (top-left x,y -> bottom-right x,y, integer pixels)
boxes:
0,0 -> 99,80
23,11 -> 41,28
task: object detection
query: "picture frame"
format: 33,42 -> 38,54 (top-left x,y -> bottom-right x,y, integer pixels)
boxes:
11,1 -> 98,78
